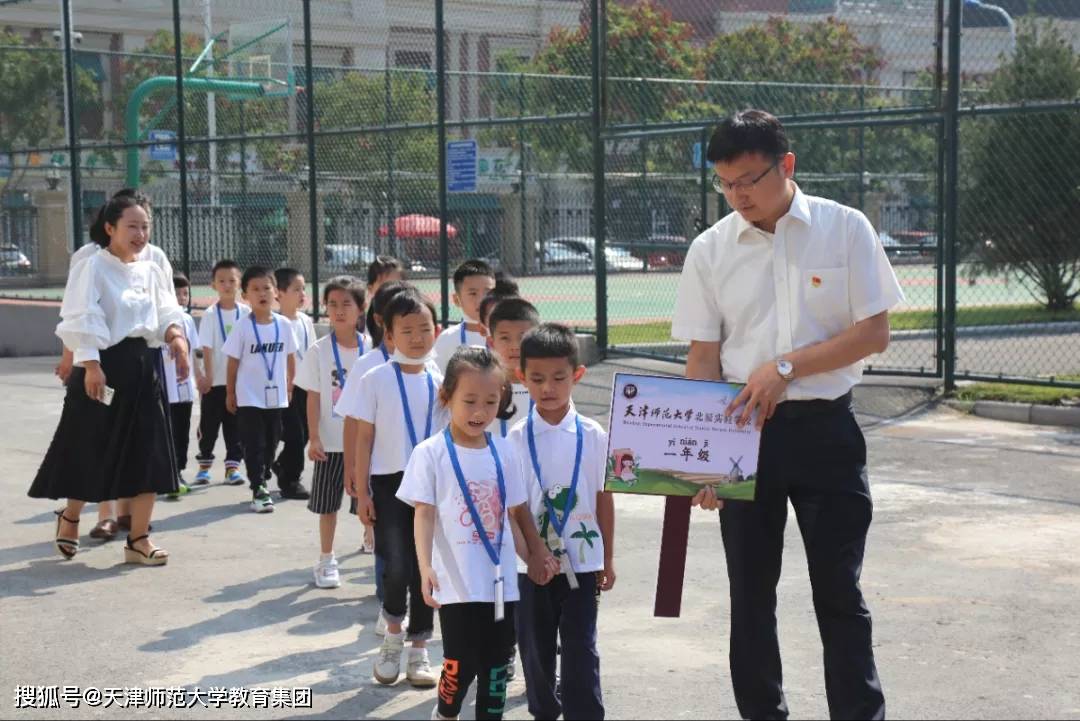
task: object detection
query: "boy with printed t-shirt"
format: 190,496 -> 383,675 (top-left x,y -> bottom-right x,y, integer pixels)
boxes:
273,267 -> 316,500
223,266 -> 298,514
486,297 -> 538,440
196,259 -> 250,487
162,273 -> 204,499
508,323 -> 616,721
432,259 -> 496,374
297,276 -> 367,588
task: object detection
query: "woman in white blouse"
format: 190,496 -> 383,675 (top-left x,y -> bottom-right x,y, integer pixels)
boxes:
29,192 -> 189,566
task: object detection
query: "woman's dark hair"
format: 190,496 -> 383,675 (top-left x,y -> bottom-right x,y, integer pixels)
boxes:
88,189 -> 152,247
322,274 -> 366,309
366,279 -> 412,345
706,109 -> 790,165
440,346 -> 515,421
367,255 -> 405,286
383,289 -> 436,336
520,322 -> 580,371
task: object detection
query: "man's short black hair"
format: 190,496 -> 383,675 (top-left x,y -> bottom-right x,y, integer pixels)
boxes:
241,265 -> 275,291
520,323 -> 579,372
274,267 -> 303,291
488,297 -> 540,335
452,258 -> 496,291
706,109 -> 790,165
211,259 -> 241,277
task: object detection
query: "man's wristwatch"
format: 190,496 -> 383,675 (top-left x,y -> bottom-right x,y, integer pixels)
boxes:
776,359 -> 795,382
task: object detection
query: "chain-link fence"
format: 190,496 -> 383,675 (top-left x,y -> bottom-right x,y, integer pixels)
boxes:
0,0 -> 1077,387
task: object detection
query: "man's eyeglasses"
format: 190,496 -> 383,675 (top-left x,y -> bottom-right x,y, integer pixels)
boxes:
712,158 -> 782,194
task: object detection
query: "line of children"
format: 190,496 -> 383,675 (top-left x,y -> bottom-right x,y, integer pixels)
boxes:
160,253 -> 616,719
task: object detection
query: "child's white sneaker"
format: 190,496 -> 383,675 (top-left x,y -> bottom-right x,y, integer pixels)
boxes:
314,556 -> 340,588
407,647 -> 437,688
373,631 -> 404,685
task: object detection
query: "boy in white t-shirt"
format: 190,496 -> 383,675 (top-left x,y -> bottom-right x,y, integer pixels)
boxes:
296,277 -> 367,588
162,273 -> 205,499
195,259 -> 250,487
485,297 -> 538,440
507,323 -> 616,721
223,266 -> 298,514
272,267 -> 317,500
398,345 -> 556,721
432,259 -> 496,374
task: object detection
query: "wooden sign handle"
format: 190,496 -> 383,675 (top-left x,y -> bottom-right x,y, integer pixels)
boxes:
654,495 -> 692,617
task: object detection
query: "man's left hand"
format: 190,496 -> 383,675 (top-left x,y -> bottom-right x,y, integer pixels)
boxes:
725,361 -> 789,430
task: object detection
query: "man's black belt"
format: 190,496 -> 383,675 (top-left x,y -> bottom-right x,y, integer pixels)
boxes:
772,390 -> 854,420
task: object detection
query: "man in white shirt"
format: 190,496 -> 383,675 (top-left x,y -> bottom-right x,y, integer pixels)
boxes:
674,110 -> 904,721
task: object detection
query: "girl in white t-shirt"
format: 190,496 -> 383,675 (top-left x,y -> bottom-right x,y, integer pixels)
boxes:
296,277 -> 367,589
338,289 -> 448,689
398,346 -> 556,721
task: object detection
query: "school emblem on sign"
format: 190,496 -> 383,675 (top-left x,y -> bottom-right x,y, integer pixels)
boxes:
811,275 -> 823,288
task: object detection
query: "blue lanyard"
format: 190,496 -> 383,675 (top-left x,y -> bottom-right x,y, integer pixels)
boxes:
460,322 -> 467,345
217,304 -> 239,342
379,343 -> 389,362
527,409 -> 583,538
330,331 -> 361,386
393,362 -> 435,451
443,428 -> 506,569
250,315 -> 280,383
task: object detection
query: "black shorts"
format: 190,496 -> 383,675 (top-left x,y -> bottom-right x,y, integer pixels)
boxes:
306,452 -> 346,514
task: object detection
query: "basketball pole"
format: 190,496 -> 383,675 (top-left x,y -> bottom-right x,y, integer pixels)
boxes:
202,0 -> 218,206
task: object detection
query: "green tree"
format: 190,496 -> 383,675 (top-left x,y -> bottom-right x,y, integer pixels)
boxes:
958,21 -> 1080,310
0,32 -> 99,194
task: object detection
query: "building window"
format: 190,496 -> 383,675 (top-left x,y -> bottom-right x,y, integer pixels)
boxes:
394,51 -> 432,69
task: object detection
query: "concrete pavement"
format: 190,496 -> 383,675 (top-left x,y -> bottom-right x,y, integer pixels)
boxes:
2,356 -> 1079,719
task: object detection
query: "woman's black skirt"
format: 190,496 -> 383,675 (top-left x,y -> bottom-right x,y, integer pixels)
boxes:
29,337 -> 179,503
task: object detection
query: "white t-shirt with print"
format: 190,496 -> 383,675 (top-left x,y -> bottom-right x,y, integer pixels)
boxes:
161,312 -> 200,404
285,312 -> 317,365
487,383 -> 533,440
221,312 -> 298,409
296,331 -> 362,452
336,361 -> 448,475
333,344 -> 391,421
397,433 -> 527,606
507,406 -> 608,575
433,322 -> 487,375
199,301 -> 251,387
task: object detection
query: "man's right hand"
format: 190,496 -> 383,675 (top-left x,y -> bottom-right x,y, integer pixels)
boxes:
691,485 -> 724,512
356,492 -> 376,527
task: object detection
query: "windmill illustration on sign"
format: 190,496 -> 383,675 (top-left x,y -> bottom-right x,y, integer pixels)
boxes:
728,456 -> 745,484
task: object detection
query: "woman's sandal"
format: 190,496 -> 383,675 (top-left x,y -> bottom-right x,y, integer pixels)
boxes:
53,510 -> 79,560
89,518 -> 118,541
124,534 -> 168,566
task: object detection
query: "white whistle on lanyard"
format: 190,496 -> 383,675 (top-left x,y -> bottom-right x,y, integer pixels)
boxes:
494,564 -> 505,622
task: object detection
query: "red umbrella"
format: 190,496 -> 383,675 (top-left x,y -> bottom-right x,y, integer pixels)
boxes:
378,214 -> 458,240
